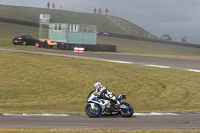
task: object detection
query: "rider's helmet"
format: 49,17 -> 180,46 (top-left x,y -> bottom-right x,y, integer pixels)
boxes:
94,82 -> 102,92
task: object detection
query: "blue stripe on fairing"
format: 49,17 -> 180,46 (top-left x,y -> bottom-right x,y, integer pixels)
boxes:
92,99 -> 100,102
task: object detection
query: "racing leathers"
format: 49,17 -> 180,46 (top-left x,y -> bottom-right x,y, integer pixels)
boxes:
94,86 -> 119,105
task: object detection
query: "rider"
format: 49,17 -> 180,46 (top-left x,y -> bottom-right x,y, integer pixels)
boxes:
93,82 -> 120,107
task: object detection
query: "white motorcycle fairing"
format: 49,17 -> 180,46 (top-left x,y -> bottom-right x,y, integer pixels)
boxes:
85,91 -> 134,118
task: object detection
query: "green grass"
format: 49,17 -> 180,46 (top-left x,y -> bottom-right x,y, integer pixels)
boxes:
0,128 -> 200,133
98,36 -> 200,58
1,51 -> 200,114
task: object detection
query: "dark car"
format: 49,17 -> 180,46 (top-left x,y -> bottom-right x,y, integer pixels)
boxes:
13,34 -> 39,45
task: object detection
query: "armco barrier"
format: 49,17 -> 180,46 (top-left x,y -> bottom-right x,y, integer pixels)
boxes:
0,17 -> 39,27
39,42 -> 116,52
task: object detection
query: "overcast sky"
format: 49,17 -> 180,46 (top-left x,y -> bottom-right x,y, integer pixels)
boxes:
1,0 -> 200,44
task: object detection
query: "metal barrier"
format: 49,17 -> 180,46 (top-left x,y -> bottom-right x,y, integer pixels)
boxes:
0,17 -> 39,27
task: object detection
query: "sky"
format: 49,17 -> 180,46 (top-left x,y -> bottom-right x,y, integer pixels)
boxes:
1,0 -> 200,44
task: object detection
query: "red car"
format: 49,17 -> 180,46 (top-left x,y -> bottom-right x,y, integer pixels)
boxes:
13,34 -> 39,45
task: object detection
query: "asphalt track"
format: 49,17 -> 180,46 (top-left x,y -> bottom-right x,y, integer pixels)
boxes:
1,48 -> 200,129
1,48 -> 200,71
0,114 -> 200,130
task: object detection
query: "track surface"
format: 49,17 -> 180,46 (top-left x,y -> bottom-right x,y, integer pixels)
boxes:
1,48 -> 200,70
1,48 -> 200,129
0,114 -> 200,130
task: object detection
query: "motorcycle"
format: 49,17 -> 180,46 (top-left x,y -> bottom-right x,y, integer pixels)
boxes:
85,91 -> 134,118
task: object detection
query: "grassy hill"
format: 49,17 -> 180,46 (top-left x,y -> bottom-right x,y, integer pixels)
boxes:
0,4 -> 155,37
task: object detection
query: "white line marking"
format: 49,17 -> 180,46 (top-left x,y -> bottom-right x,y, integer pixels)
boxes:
187,69 -> 200,72
3,114 -> 70,116
106,60 -> 200,73
146,65 -> 171,68
108,60 -> 133,64
133,113 -> 179,116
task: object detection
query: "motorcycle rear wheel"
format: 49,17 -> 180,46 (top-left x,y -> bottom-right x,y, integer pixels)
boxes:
120,102 -> 134,117
85,104 -> 101,118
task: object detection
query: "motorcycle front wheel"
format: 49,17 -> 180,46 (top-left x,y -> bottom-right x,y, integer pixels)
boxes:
85,104 -> 101,118
120,102 -> 134,117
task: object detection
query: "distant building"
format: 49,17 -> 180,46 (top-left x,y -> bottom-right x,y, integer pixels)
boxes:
39,14 -> 97,45
48,23 -> 97,44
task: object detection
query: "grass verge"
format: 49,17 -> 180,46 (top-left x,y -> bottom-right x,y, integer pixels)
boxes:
1,51 -> 200,114
98,36 -> 200,58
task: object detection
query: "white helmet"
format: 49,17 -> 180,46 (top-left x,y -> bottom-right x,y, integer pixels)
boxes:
94,82 -> 102,92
